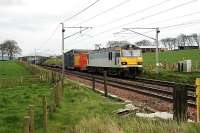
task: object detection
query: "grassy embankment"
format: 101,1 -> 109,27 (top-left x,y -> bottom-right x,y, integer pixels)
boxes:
142,49 -> 200,84
1,61 -> 200,132
0,61 -> 51,132
43,58 -> 62,66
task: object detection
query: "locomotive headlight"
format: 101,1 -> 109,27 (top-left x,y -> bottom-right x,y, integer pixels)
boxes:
121,62 -> 127,65
138,62 -> 142,65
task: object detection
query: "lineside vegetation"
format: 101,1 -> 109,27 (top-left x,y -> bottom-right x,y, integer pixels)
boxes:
1,61 -> 200,133
142,49 -> 200,84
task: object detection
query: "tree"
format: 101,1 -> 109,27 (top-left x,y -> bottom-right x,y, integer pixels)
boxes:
171,38 -> 177,50
190,33 -> 200,47
106,40 -> 131,48
2,40 -> 22,60
0,43 -> 7,60
135,39 -> 152,46
161,38 -> 177,50
177,34 -> 187,47
161,38 -> 168,48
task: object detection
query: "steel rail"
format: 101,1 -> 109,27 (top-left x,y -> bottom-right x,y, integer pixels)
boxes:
64,69 -> 196,107
135,77 -> 195,92
41,65 -> 196,107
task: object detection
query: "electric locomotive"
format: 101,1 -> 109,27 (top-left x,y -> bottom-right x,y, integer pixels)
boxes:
87,47 -> 143,77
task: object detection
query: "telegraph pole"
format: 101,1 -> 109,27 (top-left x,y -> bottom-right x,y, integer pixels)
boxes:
155,28 -> 160,74
60,23 -> 92,83
61,23 -> 65,81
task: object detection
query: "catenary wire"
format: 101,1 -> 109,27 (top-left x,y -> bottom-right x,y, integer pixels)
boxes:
62,0 -> 100,23
96,0 -> 171,28
74,0 -> 131,26
71,0 -> 197,46
93,0 -> 197,37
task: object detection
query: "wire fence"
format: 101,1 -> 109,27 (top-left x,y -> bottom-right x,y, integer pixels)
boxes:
144,61 -> 200,73
7,62 -> 65,133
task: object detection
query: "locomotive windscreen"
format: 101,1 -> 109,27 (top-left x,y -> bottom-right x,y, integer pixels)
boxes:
121,50 -> 141,57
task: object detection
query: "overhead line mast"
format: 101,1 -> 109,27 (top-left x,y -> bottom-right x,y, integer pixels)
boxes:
61,23 -> 65,83
60,23 -> 92,82
122,27 -> 160,73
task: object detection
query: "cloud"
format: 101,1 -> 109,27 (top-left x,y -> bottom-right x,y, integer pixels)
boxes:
0,0 -> 23,6
0,12 -> 60,32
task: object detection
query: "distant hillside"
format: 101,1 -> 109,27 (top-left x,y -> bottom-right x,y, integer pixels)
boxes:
143,49 -> 200,67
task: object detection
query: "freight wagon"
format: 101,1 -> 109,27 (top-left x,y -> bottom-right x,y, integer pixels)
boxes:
64,49 -> 89,71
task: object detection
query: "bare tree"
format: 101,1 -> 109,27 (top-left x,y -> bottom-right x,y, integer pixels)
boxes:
106,40 -> 131,48
135,39 -> 152,46
190,33 -> 200,47
2,40 -> 22,60
0,43 -> 7,60
171,38 -> 177,50
161,39 -> 168,48
177,34 -> 187,47
161,38 -> 177,50
185,35 -> 194,46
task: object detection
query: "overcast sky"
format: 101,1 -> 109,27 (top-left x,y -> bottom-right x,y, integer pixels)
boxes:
0,0 -> 200,56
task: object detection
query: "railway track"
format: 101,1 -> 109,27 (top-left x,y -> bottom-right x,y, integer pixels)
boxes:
41,65 -> 196,107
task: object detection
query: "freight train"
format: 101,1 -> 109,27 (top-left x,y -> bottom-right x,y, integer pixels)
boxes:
64,47 -> 143,77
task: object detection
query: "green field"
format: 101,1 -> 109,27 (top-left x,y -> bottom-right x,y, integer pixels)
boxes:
142,49 -> 200,84
0,61 -> 31,77
43,58 -> 62,66
143,49 -> 200,66
0,61 -> 51,132
1,61 -> 200,133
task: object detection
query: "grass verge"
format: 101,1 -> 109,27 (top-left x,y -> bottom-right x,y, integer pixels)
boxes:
1,61 -> 200,133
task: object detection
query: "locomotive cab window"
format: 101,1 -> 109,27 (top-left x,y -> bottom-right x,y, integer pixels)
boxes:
108,52 -> 112,60
121,50 -> 141,57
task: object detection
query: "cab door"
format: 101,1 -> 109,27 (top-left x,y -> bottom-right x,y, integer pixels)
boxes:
115,52 -> 120,65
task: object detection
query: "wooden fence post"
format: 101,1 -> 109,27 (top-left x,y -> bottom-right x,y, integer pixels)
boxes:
51,71 -> 54,83
92,75 -> 95,91
43,96 -> 48,132
46,72 -> 48,82
173,85 -> 187,123
61,77 -> 64,90
48,71 -> 51,83
54,72 -> 56,83
54,83 -> 60,107
23,116 -> 30,133
103,71 -> 108,97
59,81 -> 64,97
196,78 -> 200,122
49,88 -> 56,113
47,71 -> 49,82
28,105 -> 35,133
